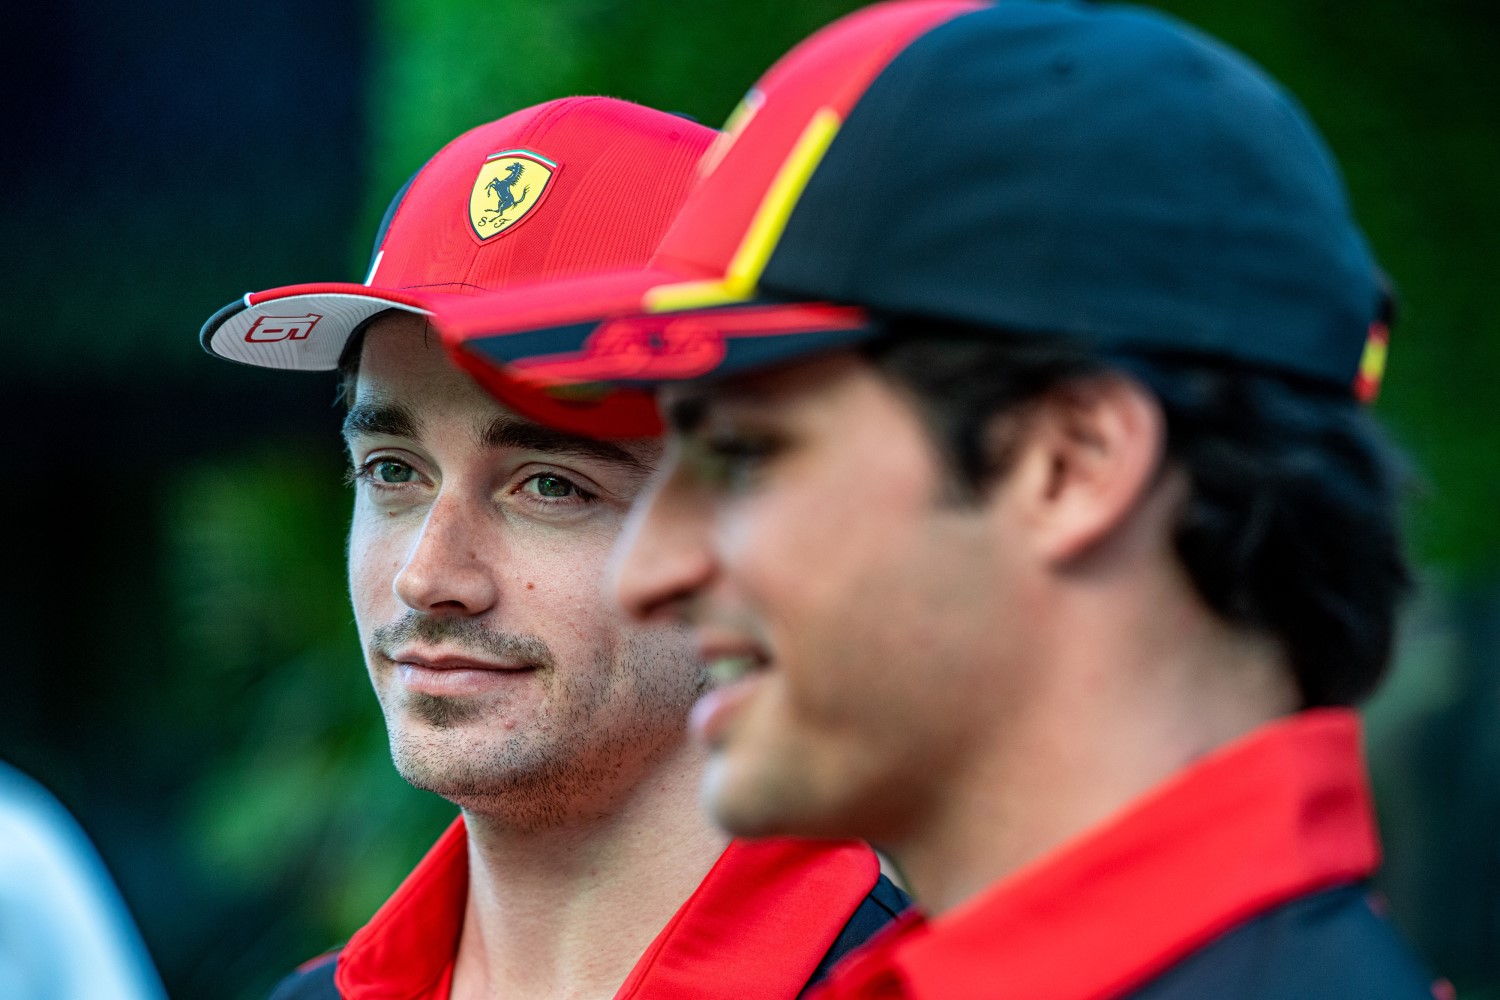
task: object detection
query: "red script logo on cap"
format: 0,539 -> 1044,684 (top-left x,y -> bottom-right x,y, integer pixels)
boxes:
245,314 -> 323,343
513,316 -> 727,382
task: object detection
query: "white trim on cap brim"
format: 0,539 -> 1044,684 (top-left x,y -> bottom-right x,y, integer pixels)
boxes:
205,289 -> 433,372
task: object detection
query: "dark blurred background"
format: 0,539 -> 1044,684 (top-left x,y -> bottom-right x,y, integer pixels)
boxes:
3,1 -> 1496,997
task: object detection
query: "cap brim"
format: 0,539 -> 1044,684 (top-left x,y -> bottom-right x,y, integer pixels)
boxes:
436,265 -> 878,438
200,282 -> 437,371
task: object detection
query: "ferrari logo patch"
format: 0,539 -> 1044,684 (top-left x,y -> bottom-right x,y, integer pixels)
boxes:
469,150 -> 557,240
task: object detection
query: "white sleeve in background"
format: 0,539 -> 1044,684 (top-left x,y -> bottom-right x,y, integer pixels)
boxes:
0,762 -> 169,1000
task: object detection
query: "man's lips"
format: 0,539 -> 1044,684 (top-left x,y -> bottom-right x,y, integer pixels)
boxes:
391,649 -> 534,672
692,649 -> 770,747
388,649 -> 536,697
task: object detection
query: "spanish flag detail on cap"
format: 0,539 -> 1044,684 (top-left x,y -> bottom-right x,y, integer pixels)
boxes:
1353,322 -> 1389,404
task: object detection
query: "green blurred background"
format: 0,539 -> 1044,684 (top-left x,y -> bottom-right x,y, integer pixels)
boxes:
3,1 -> 1495,997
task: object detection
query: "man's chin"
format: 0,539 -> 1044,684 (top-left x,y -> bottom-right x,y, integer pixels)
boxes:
396,691 -> 491,729
389,746 -> 568,824
701,747 -> 872,842
700,752 -> 795,839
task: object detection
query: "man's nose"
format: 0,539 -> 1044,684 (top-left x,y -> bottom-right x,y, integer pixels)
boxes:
393,491 -> 501,616
613,468 -> 716,625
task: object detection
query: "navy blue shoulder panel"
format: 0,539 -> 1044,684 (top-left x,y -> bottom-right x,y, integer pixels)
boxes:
800,873 -> 913,997
266,950 -> 340,1000
1126,884 -> 1437,1000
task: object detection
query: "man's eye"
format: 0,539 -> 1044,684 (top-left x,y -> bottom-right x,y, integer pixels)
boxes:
350,458 -> 420,487
375,459 -> 420,484
692,432 -> 781,487
520,473 -> 593,502
707,435 -> 774,461
534,475 -> 574,498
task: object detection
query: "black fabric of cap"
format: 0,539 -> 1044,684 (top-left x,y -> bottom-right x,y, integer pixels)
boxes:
758,1 -> 1385,391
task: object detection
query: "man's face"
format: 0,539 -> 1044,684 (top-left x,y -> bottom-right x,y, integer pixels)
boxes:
616,352 -> 1021,843
346,313 -> 703,829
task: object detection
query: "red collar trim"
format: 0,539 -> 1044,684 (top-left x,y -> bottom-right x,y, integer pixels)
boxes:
337,816 -> 468,999
335,817 -> 880,999
822,709 -> 1379,999
616,838 -> 879,999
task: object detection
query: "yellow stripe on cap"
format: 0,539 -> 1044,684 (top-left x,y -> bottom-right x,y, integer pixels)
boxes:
726,107 -> 842,285
645,107 -> 843,314
641,278 -> 750,313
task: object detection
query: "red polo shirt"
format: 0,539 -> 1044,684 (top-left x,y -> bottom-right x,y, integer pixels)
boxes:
330,819 -> 882,999
811,709 -> 1423,999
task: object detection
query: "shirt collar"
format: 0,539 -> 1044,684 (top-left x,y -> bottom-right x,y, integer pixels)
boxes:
336,817 -> 880,1000
820,708 -> 1379,1000
616,837 -> 880,1000
336,816 -> 467,999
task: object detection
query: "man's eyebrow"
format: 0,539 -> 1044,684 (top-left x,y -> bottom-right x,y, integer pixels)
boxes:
664,389 -> 772,435
482,416 -> 649,471
342,401 -> 420,441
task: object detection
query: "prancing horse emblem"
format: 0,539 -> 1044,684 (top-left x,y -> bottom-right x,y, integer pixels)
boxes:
468,150 -> 557,240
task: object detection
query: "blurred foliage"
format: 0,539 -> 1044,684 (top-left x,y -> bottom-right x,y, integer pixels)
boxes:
1367,571 -> 1500,996
3,1 -> 1495,998
160,446 -> 456,996
166,449 -> 422,896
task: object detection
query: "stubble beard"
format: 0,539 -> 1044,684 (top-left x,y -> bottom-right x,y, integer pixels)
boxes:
371,614 -> 706,832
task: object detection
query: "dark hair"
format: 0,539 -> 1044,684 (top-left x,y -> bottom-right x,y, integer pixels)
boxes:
864,317 -> 1413,708
335,329 -> 366,408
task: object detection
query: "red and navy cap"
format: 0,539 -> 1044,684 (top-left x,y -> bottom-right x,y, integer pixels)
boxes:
435,0 -> 1395,440
198,96 -> 716,405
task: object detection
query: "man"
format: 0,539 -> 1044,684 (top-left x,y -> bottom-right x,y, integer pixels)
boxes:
432,2 -> 1444,996
200,96 -> 906,1000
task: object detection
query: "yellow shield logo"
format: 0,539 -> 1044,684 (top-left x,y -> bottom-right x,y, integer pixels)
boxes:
468,150 -> 557,240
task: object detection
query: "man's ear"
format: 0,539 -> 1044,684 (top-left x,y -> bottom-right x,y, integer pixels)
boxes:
994,374 -> 1167,565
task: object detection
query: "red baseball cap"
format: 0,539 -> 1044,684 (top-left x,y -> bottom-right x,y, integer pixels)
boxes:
435,0 -> 1391,439
199,95 -> 716,419
432,1 -> 985,438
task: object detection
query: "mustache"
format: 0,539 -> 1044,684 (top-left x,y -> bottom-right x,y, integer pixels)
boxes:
371,612 -> 556,670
